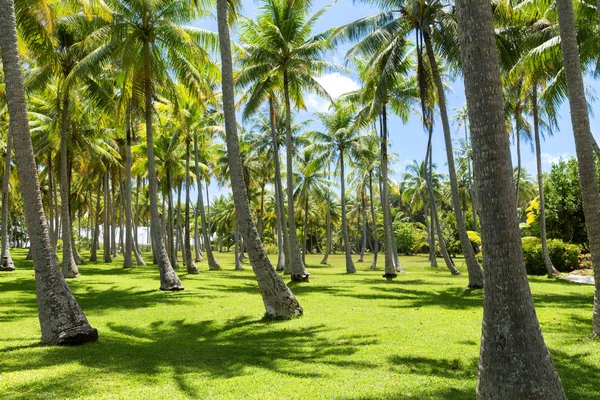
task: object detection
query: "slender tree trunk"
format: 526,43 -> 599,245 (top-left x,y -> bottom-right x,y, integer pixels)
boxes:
217,0 -> 303,317
465,125 -> 478,231
53,164 -> 60,249
455,1 -> 565,397
143,39 -> 183,291
123,108 -> 134,269
515,106 -> 522,204
257,181 -> 265,240
176,183 -> 184,266
0,0 -> 97,344
194,134 -> 220,270
424,31 -> 484,288
275,201 -> 285,270
340,151 -> 356,273
368,172 -> 378,269
532,88 -> 557,278
90,178 -> 101,262
556,0 -> 600,337
184,137 -> 199,274
358,192 -> 366,262
283,70 -> 309,282
103,172 -> 112,263
321,164 -> 332,265
234,228 -> 243,270
48,154 -> 55,247
0,129 -> 14,271
59,96 -> 79,278
301,191 -> 309,265
381,108 -> 398,278
111,174 -> 117,257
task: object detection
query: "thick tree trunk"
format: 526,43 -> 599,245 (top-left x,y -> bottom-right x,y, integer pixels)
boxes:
103,172 -> 112,263
194,134 -> 220,270
283,71 -> 309,282
368,172 -> 378,269
89,178 -> 101,262
59,97 -> 79,278
0,130 -> 15,271
340,152 -> 356,273
184,138 -> 199,274
217,0 -> 303,317
532,88 -> 557,278
381,108 -> 398,278
0,0 -> 97,344
455,1 -> 565,397
424,31 -> 484,288
143,40 -> 183,291
556,0 -> 600,337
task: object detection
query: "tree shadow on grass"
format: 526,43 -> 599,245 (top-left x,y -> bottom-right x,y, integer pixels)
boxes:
551,348 -> 600,399
341,387 -> 474,400
0,317 -> 378,399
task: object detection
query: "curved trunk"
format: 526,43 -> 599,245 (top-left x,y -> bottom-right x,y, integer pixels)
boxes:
381,108 -> 398,278
0,0 -> 97,344
532,88 -> 557,278
1,130 -> 14,270
425,128 -> 460,275
143,39 -> 183,291
59,96 -> 79,278
556,0 -> 600,337
217,0 -> 303,317
269,97 -> 290,272
368,172 -> 378,269
194,134 -> 221,270
424,31 -> 483,288
184,138 -> 199,274
456,1 -> 565,397
340,151 -> 356,273
282,71 -> 309,282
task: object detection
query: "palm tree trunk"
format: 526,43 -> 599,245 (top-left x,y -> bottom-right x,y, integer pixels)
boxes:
556,0 -> 600,337
321,164 -> 332,265
368,172 -> 378,269
358,193 -> 366,262
465,125 -> 478,231
0,0 -> 97,344
269,97 -> 290,272
185,137 -> 199,274
143,39 -> 183,291
275,202 -> 285,270
53,165 -> 60,249
194,206 -> 202,261
111,174 -> 117,257
59,96 -> 79,278
515,107 -> 522,204
302,192 -> 309,265
532,88 -> 557,278
123,108 -> 134,269
0,129 -> 15,271
425,127 -> 460,275
283,70 -> 309,282
90,178 -> 101,262
424,31 -> 484,288
103,171 -> 112,263
234,228 -> 243,270
48,154 -> 55,247
455,1 -> 565,396
176,183 -> 184,265
340,151 -> 356,273
257,181 -> 265,240
217,0 -> 303,317
381,107 -> 399,278
194,134 -> 221,270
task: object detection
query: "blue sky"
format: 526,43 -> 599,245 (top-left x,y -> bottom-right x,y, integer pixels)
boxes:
195,0 -> 600,196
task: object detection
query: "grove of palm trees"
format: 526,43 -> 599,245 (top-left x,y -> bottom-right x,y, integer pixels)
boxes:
1,0 -> 599,398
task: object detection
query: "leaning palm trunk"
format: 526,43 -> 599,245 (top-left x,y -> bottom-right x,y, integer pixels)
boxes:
381,108 -> 398,278
0,0 -> 98,344
217,0 -> 303,317
455,1 -> 566,397
59,97 -> 79,278
283,71 -> 309,282
0,130 -> 15,271
194,134 -> 220,271
556,0 -> 600,337
424,31 -> 483,288
143,41 -> 183,291
184,138 -> 199,274
425,130 -> 460,276
368,172 -> 378,269
340,152 -> 356,273
532,88 -> 557,278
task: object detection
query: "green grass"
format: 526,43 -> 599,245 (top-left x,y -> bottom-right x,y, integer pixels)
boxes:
0,249 -> 598,399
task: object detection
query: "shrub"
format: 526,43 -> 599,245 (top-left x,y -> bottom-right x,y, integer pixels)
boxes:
522,238 -> 580,275
467,231 -> 481,254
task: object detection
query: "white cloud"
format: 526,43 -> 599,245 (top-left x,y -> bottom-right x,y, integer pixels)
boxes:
305,73 -> 361,113
540,152 -> 571,165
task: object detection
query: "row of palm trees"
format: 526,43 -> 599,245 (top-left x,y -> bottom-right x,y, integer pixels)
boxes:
1,0 -> 600,396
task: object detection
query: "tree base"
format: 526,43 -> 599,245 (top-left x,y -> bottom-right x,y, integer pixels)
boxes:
275,265 -> 285,271
291,273 -> 309,282
382,273 -> 397,280
0,264 -> 15,272
467,282 -> 484,289
160,284 -> 185,291
49,325 -> 99,346
208,266 -> 222,271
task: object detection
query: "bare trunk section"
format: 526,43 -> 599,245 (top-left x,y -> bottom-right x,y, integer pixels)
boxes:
217,0 -> 303,317
123,108 -> 134,269
455,1 -> 565,397
184,137 -> 199,274
381,108 -> 398,278
89,178 -> 101,262
1,129 -> 15,270
340,151 -> 356,273
0,0 -> 97,344
103,172 -> 112,263
368,172 -> 378,269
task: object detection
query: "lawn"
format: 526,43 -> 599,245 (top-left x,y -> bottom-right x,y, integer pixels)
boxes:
0,249 -> 598,399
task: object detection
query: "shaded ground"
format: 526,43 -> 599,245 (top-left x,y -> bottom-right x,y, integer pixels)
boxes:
0,250 -> 598,399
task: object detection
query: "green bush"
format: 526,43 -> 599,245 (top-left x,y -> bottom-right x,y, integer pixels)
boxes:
522,238 -> 580,275
467,231 -> 481,254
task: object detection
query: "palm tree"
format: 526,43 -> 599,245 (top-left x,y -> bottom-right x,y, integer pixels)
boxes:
454,1 -> 565,397
452,105 -> 477,231
0,0 -> 98,345
216,0 -> 303,318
